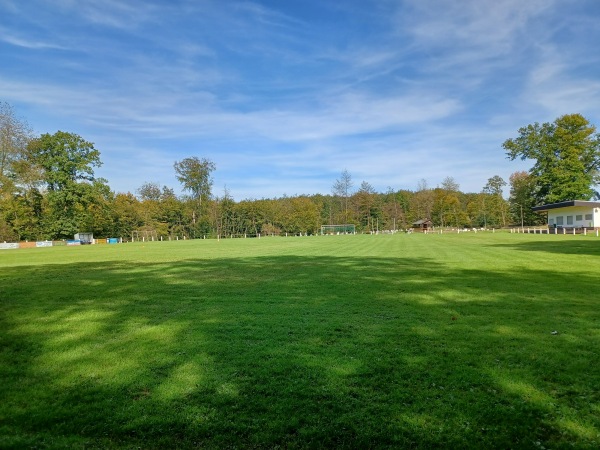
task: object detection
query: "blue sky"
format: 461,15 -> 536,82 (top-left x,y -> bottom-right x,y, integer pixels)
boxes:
2,0 -> 600,200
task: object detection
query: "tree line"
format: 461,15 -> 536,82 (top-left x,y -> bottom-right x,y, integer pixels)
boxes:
2,103 -> 599,241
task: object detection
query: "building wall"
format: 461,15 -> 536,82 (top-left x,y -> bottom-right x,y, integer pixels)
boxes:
547,206 -> 599,228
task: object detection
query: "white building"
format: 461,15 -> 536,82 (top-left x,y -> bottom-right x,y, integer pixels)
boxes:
74,232 -> 94,244
532,200 -> 600,229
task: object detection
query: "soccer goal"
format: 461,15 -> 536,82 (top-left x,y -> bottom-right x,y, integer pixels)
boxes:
132,229 -> 158,242
320,224 -> 356,235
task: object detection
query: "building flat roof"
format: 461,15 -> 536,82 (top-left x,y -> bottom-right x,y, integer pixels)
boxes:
532,200 -> 600,212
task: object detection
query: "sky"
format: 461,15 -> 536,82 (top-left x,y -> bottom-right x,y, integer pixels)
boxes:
2,0 -> 600,200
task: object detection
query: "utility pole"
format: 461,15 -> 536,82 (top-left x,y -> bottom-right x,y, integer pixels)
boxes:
514,203 -> 524,229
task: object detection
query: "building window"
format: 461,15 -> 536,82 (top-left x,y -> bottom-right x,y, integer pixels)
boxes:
549,218 -> 555,225
567,216 -> 573,225
576,215 -> 583,221
585,214 -> 593,220
556,216 -> 564,225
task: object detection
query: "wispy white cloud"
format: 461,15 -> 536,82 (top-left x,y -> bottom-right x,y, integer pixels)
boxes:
51,0 -> 158,29
0,30 -> 68,50
241,92 -> 460,142
526,56 -> 600,118
0,68 -> 461,144
233,1 -> 306,29
399,0 -> 555,51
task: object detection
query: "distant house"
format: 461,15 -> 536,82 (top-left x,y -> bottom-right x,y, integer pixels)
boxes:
532,200 -> 600,229
412,219 -> 433,232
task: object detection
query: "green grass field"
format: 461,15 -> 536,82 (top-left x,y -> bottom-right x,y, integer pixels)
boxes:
1,232 -> 599,448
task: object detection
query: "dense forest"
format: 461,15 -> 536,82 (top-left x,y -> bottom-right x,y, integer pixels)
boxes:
5,103 -> 600,242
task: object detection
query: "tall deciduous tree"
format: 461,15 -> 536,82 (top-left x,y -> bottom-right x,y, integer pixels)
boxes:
434,177 -> 463,227
174,157 -> 215,236
381,187 -> 404,231
482,175 -> 508,227
440,176 -> 460,193
410,179 -> 434,223
111,192 -> 142,238
137,181 -> 162,202
28,131 -> 105,238
508,171 -> 545,226
332,169 -> 353,224
0,102 -> 33,194
30,131 -> 101,191
354,181 -> 377,231
173,157 -> 215,205
503,114 -> 600,204
279,196 -> 319,235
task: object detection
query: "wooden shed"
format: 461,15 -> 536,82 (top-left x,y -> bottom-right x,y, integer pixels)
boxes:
412,219 -> 433,232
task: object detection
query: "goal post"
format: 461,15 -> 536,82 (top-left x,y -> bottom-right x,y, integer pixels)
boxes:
320,224 -> 356,235
132,229 -> 158,242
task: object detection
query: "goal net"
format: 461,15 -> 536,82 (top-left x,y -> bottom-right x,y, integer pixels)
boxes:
132,229 -> 158,242
320,224 -> 356,235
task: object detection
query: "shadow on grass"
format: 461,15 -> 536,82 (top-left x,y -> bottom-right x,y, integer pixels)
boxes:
492,236 -> 600,257
1,255 -> 599,448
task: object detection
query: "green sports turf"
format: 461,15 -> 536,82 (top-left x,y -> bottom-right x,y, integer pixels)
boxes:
1,232 -> 599,448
